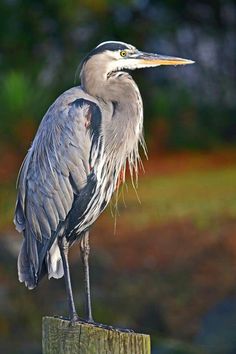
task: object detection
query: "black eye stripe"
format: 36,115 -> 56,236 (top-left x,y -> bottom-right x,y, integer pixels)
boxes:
82,42 -> 134,65
90,43 -> 130,56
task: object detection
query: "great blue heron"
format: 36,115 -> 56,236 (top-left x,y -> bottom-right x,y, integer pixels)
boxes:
14,41 -> 194,323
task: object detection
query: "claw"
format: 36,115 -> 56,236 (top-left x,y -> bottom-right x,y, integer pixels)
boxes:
81,320 -> 134,333
69,314 -> 83,326
54,315 -> 134,333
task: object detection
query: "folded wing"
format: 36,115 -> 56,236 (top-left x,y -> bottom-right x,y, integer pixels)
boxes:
14,90 -> 102,289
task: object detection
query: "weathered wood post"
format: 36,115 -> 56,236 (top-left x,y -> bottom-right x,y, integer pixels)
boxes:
42,316 -> 151,354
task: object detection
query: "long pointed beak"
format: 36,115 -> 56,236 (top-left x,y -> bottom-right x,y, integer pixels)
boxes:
134,51 -> 195,66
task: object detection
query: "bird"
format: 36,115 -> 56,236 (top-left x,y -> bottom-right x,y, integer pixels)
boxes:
14,40 -> 194,324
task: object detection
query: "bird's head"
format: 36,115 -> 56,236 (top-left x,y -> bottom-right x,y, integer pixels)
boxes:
81,41 -> 194,77
80,41 -> 194,98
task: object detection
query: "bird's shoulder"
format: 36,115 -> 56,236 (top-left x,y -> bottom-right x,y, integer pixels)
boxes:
38,86 -> 100,127
54,86 -> 100,109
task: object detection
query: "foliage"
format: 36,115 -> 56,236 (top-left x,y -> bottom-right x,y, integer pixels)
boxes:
0,71 -> 53,153
0,0 -> 236,150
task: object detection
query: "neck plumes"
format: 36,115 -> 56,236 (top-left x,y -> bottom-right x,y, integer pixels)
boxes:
81,61 -> 146,189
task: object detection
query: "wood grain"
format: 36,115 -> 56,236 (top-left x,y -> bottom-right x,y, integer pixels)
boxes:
42,316 -> 151,354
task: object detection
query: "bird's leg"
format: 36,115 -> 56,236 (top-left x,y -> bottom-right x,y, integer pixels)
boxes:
58,236 -> 79,323
80,231 -> 94,322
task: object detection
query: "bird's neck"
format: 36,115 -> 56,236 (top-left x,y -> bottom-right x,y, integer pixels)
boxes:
81,62 -> 137,102
101,72 -> 144,174
107,71 -> 144,133
83,70 -> 145,206
81,67 -> 144,157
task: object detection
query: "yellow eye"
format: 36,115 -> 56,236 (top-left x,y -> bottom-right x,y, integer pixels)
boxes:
120,50 -> 127,57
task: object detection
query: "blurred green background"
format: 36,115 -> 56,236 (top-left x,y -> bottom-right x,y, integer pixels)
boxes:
1,0 -> 236,353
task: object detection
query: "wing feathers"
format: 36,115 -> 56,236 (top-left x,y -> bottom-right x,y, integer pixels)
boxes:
14,90 -> 101,288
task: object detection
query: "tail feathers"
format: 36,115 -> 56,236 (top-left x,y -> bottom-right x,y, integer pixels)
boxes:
18,236 -> 64,290
18,239 -> 37,290
46,237 -> 64,280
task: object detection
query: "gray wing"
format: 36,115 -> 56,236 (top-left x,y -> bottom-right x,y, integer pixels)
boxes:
14,90 -> 102,289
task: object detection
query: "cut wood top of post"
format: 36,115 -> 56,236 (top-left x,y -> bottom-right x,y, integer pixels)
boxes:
42,316 -> 151,354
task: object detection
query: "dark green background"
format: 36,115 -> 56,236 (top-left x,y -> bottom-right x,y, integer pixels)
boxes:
1,0 -> 235,152
0,1 -> 236,353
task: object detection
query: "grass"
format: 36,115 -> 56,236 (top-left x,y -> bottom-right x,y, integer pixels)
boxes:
1,165 -> 236,232
115,166 -> 236,230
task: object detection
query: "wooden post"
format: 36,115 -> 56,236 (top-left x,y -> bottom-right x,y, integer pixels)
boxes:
42,316 -> 151,354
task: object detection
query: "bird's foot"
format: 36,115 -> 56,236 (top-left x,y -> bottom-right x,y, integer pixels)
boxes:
81,319 -> 134,333
54,315 -> 134,332
69,313 -> 84,326
52,314 -> 83,325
